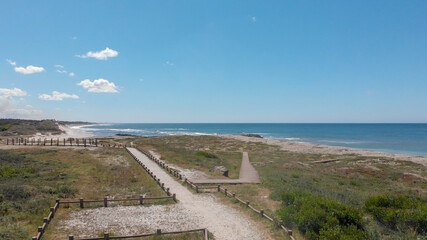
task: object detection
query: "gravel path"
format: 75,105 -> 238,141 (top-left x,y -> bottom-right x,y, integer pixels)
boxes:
60,148 -> 267,240
192,152 -> 261,184
128,147 -> 266,240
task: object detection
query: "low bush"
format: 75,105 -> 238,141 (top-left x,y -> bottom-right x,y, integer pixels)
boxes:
195,151 -> 218,159
277,191 -> 368,240
365,194 -> 427,235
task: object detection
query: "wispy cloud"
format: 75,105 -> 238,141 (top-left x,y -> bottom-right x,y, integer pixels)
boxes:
69,72 -> 75,77
77,79 -> 118,93
54,64 -> 64,68
72,36 -> 78,40
165,61 -> 174,66
39,91 -> 79,101
14,65 -> 45,74
251,16 -> 257,22
0,88 -> 27,96
76,47 -> 119,60
0,88 -> 43,118
6,59 -> 16,66
56,69 -> 67,74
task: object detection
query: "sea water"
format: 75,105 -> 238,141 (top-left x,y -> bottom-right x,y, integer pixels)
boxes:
78,123 -> 427,157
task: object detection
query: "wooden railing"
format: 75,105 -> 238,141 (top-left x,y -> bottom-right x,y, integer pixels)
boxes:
125,148 -> 177,200
134,146 -> 296,240
68,228 -> 209,240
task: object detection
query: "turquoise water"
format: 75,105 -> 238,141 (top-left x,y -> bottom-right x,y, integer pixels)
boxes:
79,123 -> 427,157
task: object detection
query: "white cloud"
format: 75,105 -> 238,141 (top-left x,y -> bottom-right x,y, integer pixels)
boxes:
0,88 -> 27,97
39,91 -> 79,101
76,47 -> 119,60
77,78 -> 118,93
14,65 -> 45,74
0,95 -> 43,118
251,16 -> 257,22
6,59 -> 16,66
54,64 -> 64,68
165,61 -> 174,66
56,69 -> 67,74
69,72 -> 75,77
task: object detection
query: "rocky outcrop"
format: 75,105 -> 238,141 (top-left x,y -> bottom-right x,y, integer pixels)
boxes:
210,166 -> 229,177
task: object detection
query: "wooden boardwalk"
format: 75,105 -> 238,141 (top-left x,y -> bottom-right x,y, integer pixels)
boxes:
192,152 -> 260,184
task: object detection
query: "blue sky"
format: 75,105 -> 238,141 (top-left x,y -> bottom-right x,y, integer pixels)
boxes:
0,0 -> 426,123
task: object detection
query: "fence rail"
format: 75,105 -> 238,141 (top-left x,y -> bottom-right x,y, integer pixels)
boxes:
3,137 -> 130,148
32,194 -> 175,240
134,146 -> 296,240
68,228 -> 209,240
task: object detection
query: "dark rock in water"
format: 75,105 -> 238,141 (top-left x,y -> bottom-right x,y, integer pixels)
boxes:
241,133 -> 263,138
116,133 -> 138,137
210,166 -> 229,177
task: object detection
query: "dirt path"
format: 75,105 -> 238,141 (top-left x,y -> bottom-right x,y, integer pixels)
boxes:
192,152 -> 260,184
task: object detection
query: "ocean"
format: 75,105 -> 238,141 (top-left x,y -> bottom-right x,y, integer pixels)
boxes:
77,123 -> 427,157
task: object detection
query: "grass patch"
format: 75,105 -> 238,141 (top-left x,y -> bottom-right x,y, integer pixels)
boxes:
0,147 -> 168,239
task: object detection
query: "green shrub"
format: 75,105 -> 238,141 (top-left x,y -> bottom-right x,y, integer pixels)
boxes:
0,125 -> 11,131
195,151 -> 218,159
0,223 -> 29,240
277,191 -> 368,240
1,185 -> 32,201
365,194 -> 427,235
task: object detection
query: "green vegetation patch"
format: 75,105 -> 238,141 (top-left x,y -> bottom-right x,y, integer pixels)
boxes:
365,194 -> 427,235
277,191 -> 368,240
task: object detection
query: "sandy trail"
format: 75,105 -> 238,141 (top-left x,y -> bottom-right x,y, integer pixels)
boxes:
127,147 -> 266,240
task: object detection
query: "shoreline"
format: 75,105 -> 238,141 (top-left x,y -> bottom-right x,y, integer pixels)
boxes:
58,126 -> 427,167
222,134 -> 427,167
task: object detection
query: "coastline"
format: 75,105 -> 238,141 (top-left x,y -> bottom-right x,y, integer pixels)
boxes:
222,134 -> 427,167
57,125 -> 427,167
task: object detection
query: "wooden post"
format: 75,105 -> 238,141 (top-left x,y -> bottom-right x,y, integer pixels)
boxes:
64,138 -> 66,146
104,232 -> 110,240
225,188 -> 228,196
69,236 -> 74,240
51,138 -> 53,146
32,237 -> 37,240
79,198 -> 84,208
196,185 -> 199,193
217,185 -> 220,192
50,207 -> 55,218
95,138 -> 98,147
232,193 -> 236,198
156,229 -> 161,235
288,230 -> 293,236
38,226 -> 43,233
57,138 -> 59,146
246,201 -> 250,207
104,197 -> 108,207
84,139 -> 87,147
173,193 -> 176,202
6,139 -> 8,145
44,217 -> 49,224
139,195 -> 144,205
166,188 -> 170,196
260,209 -> 264,217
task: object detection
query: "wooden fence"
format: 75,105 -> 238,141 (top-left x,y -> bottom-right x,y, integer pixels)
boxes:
31,196 -> 176,240
68,228 -> 209,240
3,137 -> 133,148
125,148 -> 178,200
134,146 -> 296,240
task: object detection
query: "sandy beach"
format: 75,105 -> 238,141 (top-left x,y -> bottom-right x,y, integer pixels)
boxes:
32,124 -> 94,139
223,134 -> 427,167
